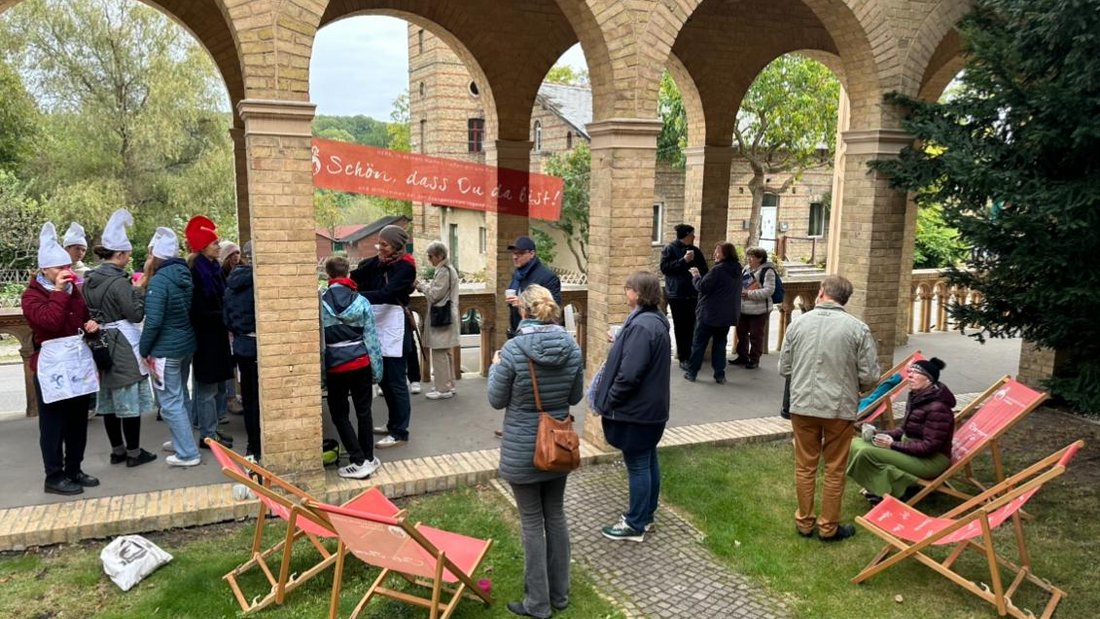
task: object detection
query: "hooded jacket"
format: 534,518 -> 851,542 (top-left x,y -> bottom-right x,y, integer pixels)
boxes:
488,320 -> 584,484
139,259 -> 196,359
592,306 -> 672,425
884,382 -> 957,458
741,261 -> 778,316
84,263 -> 146,389
223,264 -> 256,359
320,280 -> 384,383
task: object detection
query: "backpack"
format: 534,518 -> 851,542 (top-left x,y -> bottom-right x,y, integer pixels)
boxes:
759,266 -> 784,304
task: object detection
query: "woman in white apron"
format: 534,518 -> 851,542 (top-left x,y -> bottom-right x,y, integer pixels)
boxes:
84,210 -> 157,468
21,223 -> 102,496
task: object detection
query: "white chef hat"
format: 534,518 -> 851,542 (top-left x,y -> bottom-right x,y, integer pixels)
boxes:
101,209 -> 134,252
63,222 -> 87,248
38,223 -> 72,269
148,227 -> 179,260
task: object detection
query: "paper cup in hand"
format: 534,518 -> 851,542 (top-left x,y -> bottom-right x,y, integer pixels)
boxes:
505,288 -> 517,299
861,425 -> 876,442
609,324 -> 623,340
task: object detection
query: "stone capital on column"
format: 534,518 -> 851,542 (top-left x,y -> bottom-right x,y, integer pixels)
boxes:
683,145 -> 736,167
587,118 -> 663,150
841,128 -> 914,157
237,99 -> 316,137
491,139 -> 534,165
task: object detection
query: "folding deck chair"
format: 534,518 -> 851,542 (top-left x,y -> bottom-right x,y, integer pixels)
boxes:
307,498 -> 494,619
853,440 -> 1083,619
857,350 -> 925,429
205,438 -> 401,613
906,376 -> 1049,508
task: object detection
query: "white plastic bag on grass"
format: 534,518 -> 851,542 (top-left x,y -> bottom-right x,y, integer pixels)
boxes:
100,535 -> 173,591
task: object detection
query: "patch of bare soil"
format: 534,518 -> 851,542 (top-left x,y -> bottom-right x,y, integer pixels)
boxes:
995,406 -> 1100,483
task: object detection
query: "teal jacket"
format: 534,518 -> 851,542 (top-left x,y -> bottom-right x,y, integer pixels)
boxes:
139,259 -> 197,359
320,282 -> 384,383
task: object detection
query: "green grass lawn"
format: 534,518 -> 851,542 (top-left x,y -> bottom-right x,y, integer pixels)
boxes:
659,410 -> 1100,619
0,486 -> 623,619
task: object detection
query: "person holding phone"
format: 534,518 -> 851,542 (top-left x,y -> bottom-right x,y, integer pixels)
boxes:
659,224 -> 708,371
22,223 -> 101,495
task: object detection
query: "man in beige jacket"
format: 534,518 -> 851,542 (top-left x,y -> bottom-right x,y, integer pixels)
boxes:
779,275 -> 879,542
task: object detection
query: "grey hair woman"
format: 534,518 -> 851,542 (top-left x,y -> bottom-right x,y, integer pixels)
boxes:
415,242 -> 460,399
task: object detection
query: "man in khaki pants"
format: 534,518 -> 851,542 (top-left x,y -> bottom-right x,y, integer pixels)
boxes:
779,275 -> 879,541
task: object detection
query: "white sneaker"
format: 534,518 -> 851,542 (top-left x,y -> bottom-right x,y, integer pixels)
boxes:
338,457 -> 381,479
374,385 -> 383,397
375,435 -> 407,449
409,381 -> 422,394
166,454 -> 200,467
425,390 -> 455,400
162,441 -> 176,453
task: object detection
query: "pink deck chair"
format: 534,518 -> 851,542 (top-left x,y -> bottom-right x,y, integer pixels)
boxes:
854,440 -> 1083,619
308,499 -> 493,619
906,376 -> 1049,508
205,438 -> 400,613
858,350 -> 926,429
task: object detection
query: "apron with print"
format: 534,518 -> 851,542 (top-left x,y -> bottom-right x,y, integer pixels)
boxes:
38,334 -> 99,404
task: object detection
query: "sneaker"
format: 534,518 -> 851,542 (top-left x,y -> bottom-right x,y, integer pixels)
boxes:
215,431 -> 234,445
166,454 -> 201,467
375,435 -> 407,449
819,523 -> 857,543
338,457 -> 381,480
728,356 -> 750,366
200,434 -> 232,450
425,390 -> 455,400
744,361 -> 759,369
110,452 -> 127,465
373,426 -> 389,435
682,372 -> 696,382
409,381 -> 422,395
374,385 -> 383,397
228,398 -> 244,414
127,449 -> 158,468
620,514 -> 654,533
601,520 -> 645,542
218,416 -> 230,425
678,361 -> 691,371
162,440 -> 176,453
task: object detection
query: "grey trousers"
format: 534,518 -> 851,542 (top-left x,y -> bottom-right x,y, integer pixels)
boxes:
510,477 -> 571,618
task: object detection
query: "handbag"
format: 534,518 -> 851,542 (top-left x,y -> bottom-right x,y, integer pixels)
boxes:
88,330 -> 114,372
528,359 -> 581,473
429,268 -> 454,327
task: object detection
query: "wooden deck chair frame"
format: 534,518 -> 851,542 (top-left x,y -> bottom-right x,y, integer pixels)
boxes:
305,499 -> 494,619
906,375 -> 1049,509
857,350 -> 924,429
205,438 -> 398,614
853,440 -> 1083,619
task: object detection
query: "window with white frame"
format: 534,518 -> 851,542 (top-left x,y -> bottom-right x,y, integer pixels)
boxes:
478,226 -> 487,254
651,203 -> 664,245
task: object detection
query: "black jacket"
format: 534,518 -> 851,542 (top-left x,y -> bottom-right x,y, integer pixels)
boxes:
223,265 -> 256,359
660,239 -> 708,299
190,257 -> 234,383
507,257 -> 562,336
351,254 -> 417,306
695,259 -> 742,328
592,306 -> 671,424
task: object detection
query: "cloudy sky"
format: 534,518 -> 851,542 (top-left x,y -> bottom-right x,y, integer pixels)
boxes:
310,16 -> 587,119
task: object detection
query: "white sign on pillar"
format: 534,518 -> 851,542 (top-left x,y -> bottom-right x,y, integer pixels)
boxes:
760,206 -> 778,254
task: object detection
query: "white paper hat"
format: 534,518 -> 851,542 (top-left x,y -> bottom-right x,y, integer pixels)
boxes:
101,209 -> 134,252
63,222 -> 87,248
149,227 -> 179,260
38,223 -> 72,269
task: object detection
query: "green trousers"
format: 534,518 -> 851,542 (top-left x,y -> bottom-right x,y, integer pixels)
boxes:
846,437 -> 950,498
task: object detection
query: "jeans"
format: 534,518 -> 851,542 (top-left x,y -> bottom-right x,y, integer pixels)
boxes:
378,356 -> 411,440
326,367 -> 374,465
510,477 -> 570,618
622,446 -> 661,532
235,356 -> 261,457
215,378 -> 230,420
34,377 -> 90,481
191,380 -> 220,440
667,297 -> 697,362
158,356 -> 199,460
687,322 -> 730,379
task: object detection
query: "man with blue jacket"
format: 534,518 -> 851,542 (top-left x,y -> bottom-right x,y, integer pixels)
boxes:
659,224 -> 708,371
505,236 -> 561,338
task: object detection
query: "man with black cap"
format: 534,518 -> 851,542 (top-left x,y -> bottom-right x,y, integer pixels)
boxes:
505,235 -> 561,338
660,224 -> 708,370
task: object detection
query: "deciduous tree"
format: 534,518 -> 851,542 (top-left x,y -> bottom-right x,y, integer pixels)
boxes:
541,142 -> 590,272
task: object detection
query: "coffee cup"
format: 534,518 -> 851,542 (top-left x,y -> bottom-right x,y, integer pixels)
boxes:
861,425 -> 876,442
874,433 -> 892,445
504,288 -> 517,299
609,324 -> 623,340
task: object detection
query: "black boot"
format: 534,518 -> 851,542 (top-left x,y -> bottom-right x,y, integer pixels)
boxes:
45,478 -> 84,495
67,472 -> 100,487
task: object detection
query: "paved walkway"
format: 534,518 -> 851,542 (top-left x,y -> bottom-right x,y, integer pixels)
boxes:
494,463 -> 788,619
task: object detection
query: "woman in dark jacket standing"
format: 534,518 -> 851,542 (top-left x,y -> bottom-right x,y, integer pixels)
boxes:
83,209 -> 157,468
223,241 -> 260,458
684,242 -> 742,384
23,223 -> 102,495
847,357 -> 956,505
592,271 -> 671,542
488,284 -> 584,619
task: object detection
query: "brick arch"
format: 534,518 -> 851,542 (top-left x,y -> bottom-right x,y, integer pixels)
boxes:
0,0 -> 244,118
905,0 -> 972,101
665,53 -> 706,150
917,28 -> 965,102
547,0 -> 615,121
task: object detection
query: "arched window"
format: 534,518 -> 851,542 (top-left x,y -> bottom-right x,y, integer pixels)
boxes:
534,121 -> 542,152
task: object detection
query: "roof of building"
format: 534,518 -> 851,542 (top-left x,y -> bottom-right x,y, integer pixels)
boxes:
536,83 -> 592,139
341,214 -> 411,244
315,224 -> 369,241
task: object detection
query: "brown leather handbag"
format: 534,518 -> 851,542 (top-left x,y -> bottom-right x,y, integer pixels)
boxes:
528,359 -> 581,472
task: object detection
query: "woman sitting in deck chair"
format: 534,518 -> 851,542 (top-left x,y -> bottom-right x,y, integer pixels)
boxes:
847,358 -> 955,506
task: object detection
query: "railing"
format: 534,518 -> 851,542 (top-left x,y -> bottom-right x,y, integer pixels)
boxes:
777,235 -> 824,264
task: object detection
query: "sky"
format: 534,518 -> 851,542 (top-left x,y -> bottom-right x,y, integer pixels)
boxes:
310,15 -> 587,119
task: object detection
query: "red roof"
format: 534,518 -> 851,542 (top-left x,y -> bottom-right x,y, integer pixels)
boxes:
315,225 -> 368,241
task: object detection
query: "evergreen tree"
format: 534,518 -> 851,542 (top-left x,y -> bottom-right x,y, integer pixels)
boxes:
871,0 -> 1100,411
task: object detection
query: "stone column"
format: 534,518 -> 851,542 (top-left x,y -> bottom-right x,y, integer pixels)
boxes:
486,139 -> 533,351
825,87 -> 850,275
228,127 -> 252,244
584,118 -> 663,450
1017,341 -> 1069,390
683,145 -> 736,250
236,99 -> 323,490
833,128 -> 914,370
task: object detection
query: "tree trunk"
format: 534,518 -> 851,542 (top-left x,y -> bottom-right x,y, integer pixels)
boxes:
746,172 -> 766,248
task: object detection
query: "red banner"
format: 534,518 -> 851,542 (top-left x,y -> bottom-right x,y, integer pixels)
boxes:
310,138 -> 562,221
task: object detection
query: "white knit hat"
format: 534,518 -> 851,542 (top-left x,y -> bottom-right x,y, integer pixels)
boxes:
62,222 -> 87,248
101,209 -> 134,252
148,227 -> 179,260
38,223 -> 72,269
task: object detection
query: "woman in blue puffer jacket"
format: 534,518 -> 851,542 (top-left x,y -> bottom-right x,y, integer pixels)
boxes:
488,284 -> 583,619
138,227 -> 199,467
